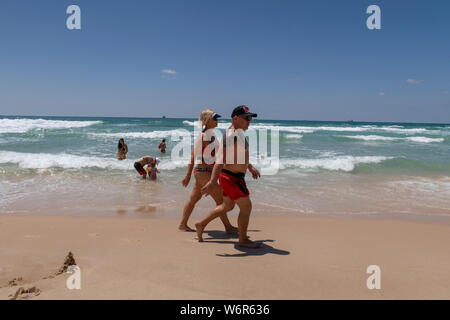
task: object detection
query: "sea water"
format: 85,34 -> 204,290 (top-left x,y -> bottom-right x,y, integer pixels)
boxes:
0,116 -> 449,219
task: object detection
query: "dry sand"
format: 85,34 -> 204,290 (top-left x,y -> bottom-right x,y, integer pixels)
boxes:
0,214 -> 449,300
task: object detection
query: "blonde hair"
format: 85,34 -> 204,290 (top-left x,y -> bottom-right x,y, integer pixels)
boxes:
198,109 -> 215,130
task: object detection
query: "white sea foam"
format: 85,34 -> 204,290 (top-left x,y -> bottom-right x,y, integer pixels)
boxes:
376,127 -> 429,134
113,123 -> 135,127
0,151 -> 189,171
248,124 -> 428,134
0,118 -> 102,134
91,129 -> 191,139
0,151 -> 132,170
249,124 -> 316,133
341,135 -> 398,141
183,120 -> 197,126
279,156 -> 393,172
405,137 -> 445,143
285,134 -> 304,139
158,159 -> 189,170
340,135 -> 444,143
181,121 -> 443,136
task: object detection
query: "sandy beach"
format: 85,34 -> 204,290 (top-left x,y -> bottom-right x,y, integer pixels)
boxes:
1,213 -> 449,300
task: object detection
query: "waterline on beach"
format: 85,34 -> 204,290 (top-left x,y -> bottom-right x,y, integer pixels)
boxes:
1,116 -> 449,219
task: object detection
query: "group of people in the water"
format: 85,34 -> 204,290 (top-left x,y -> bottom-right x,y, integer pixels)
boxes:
117,137 -> 162,180
118,105 -> 261,248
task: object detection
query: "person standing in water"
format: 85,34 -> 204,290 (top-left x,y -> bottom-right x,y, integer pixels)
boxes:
180,109 -> 237,234
158,139 -> 167,153
117,138 -> 128,160
196,105 -> 261,248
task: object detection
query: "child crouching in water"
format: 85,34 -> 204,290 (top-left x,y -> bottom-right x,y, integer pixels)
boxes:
147,161 -> 160,180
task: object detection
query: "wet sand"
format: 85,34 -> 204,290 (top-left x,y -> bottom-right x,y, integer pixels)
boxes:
1,214 -> 450,299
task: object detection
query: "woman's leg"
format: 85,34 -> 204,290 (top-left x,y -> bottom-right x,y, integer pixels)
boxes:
179,181 -> 202,231
195,197 -> 236,242
179,171 -> 209,231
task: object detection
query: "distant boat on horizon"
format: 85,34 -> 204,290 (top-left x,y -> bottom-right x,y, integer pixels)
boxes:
162,116 -> 166,119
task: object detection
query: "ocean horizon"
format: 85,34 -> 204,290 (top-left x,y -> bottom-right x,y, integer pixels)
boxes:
1,114 -> 449,126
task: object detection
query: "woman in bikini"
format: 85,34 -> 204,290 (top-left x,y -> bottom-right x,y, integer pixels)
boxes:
117,138 -> 128,160
180,109 -> 237,233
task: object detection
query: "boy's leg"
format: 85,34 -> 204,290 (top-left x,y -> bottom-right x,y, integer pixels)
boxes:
208,183 -> 238,234
235,196 -> 261,248
195,197 -> 235,242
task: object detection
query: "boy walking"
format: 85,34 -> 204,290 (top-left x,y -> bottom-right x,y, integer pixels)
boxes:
196,106 -> 261,248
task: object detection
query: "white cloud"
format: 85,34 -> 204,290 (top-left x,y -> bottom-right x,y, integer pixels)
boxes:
442,90 -> 449,95
161,69 -> 178,79
406,79 -> 424,84
161,69 -> 178,75
378,92 -> 385,96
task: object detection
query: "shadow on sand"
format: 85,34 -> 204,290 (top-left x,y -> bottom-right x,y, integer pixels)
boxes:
201,230 -> 290,257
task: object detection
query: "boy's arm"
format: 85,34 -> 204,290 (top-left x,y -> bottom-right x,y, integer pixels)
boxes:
247,163 -> 260,179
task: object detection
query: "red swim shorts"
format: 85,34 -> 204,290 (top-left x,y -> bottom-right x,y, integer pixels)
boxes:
134,162 -> 146,176
219,169 -> 249,201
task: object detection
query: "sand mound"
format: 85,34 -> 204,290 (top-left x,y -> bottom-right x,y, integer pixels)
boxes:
57,251 -> 77,275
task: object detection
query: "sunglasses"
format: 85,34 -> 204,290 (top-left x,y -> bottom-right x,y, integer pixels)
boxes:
240,115 -> 252,121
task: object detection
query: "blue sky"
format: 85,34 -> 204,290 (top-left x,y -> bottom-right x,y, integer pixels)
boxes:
0,0 -> 449,122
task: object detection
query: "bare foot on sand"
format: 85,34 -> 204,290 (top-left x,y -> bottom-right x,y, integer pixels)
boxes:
195,222 -> 204,242
178,224 -> 195,232
238,239 -> 262,248
225,226 -> 238,234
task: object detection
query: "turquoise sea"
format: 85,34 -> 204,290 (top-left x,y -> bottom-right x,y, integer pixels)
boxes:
1,116 -> 449,219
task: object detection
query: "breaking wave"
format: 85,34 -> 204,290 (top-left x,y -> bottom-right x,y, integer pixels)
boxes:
0,118 -> 102,134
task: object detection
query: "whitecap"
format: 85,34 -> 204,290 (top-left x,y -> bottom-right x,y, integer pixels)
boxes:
0,118 -> 102,134
0,151 -> 189,171
340,135 -> 398,141
279,156 -> 394,172
405,137 -> 445,143
0,151 -> 132,170
285,134 -> 304,139
183,120 -> 197,126
91,129 -> 192,139
339,135 -> 444,143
